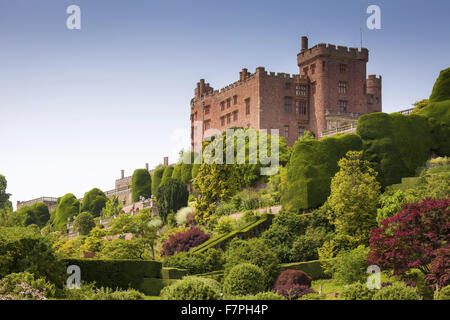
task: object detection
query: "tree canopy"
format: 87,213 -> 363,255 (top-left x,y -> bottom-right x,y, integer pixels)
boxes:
81,188 -> 107,217
131,169 -> 152,202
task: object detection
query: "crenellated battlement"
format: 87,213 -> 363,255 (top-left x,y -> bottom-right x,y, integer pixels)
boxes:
298,42 -> 368,65
192,67 -> 307,103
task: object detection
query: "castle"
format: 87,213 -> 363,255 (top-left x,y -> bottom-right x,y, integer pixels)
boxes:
190,36 -> 382,150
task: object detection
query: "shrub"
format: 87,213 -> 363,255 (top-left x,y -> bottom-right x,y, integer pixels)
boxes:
426,245 -> 450,288
274,269 -> 314,300
100,239 -> 145,260
175,207 -> 195,226
0,272 -> 56,300
435,285 -> 450,300
163,249 -> 224,275
91,287 -> 146,300
73,212 -> 95,236
81,188 -> 107,217
282,133 -> 362,211
242,210 -> 259,224
368,198 -> 450,277
16,203 -> 50,228
131,169 -> 152,203
333,245 -> 369,285
224,238 -> 279,285
290,233 -> 322,262
161,227 -> 210,257
253,291 -> 286,300
0,227 -> 65,286
160,276 -> 220,300
299,293 -> 325,300
160,166 -> 175,186
53,193 -> 80,230
340,282 -> 375,300
216,202 -> 237,216
151,166 -> 165,195
157,178 -> 189,223
372,283 -> 422,300
61,258 -> 161,291
215,216 -> 235,234
223,263 -> 266,296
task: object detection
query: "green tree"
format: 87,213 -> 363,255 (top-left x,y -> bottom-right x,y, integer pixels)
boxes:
80,188 -> 107,217
53,193 -> 81,231
102,196 -> 123,217
100,239 -> 145,260
151,166 -> 165,195
411,99 -> 429,114
131,169 -> 152,202
156,178 -> 188,223
16,203 -> 50,228
0,175 -> 11,210
73,212 -> 96,235
327,151 -> 381,247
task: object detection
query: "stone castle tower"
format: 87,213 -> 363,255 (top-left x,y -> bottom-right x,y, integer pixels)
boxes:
190,36 -> 382,150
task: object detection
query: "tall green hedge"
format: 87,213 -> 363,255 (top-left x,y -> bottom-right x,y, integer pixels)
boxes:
281,133 -> 362,211
80,188 -> 107,217
418,68 -> 450,156
151,166 -> 165,195
131,169 -> 152,202
53,193 -> 80,230
62,259 -> 162,290
160,166 -> 174,186
357,112 -> 433,187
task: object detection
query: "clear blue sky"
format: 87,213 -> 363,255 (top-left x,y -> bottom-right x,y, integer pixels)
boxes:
1,0 -> 449,208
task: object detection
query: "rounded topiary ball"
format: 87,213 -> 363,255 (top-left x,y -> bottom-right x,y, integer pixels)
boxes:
223,263 -> 266,296
340,282 -> 375,300
160,276 -> 220,300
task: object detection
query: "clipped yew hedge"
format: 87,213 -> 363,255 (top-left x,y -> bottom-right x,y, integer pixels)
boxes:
62,259 -> 162,291
281,133 -> 362,211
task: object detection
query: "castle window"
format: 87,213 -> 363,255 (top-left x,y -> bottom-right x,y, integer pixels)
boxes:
227,113 -> 231,124
339,64 -> 347,73
303,67 -> 308,75
204,105 -> 210,115
233,110 -> 238,121
221,101 -> 225,111
221,116 -> 225,126
322,61 -> 326,71
338,81 -> 348,94
285,82 -> 291,89
311,64 -> 316,75
284,97 -> 292,113
297,85 -> 307,96
233,95 -> 238,105
284,125 -> 289,138
376,97 -> 379,104
245,98 -> 251,115
298,126 -> 305,137
227,98 -> 231,108
296,101 -> 306,115
204,120 -> 211,130
338,100 -> 347,113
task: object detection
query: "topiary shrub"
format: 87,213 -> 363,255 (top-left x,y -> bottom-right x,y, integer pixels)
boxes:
81,188 -> 108,217
282,133 -> 362,211
223,263 -> 266,296
340,282 -> 375,300
225,291 -> 286,300
90,287 -> 146,300
161,227 -> 210,257
157,178 -> 189,223
435,285 -> 450,300
151,166 -> 165,196
53,193 -> 80,230
160,276 -> 220,300
274,269 -> 314,300
224,238 -> 279,285
372,283 -> 422,300
131,169 -> 152,203
426,245 -> 450,288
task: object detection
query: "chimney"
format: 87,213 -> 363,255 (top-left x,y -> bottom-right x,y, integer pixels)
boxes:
301,36 -> 308,51
145,163 -> 149,171
121,170 -> 124,179
239,68 -> 248,81
163,157 -> 169,166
